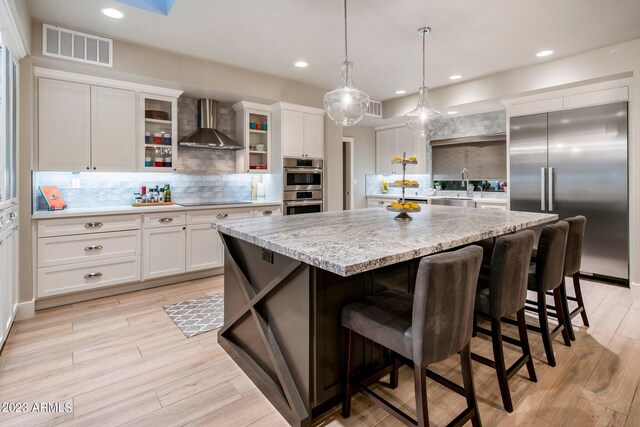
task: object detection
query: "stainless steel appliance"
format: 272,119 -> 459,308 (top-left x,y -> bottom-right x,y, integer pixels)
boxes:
510,102 -> 628,283
283,158 -> 323,215
179,99 -> 244,150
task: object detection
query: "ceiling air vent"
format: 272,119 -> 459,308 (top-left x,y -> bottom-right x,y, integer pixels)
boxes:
42,24 -> 113,67
366,99 -> 382,118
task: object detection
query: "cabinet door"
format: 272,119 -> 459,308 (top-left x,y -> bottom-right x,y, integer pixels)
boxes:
0,233 -> 5,346
395,127 -> 419,174
303,113 -> 324,158
91,86 -> 137,171
282,110 -> 304,157
142,226 -> 186,279
3,227 -> 16,336
39,79 -> 91,171
186,224 -> 223,272
375,129 -> 396,174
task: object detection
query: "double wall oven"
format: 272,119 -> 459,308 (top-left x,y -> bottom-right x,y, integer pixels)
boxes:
283,158 -> 323,215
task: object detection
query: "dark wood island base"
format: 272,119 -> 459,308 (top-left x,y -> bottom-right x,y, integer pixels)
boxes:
218,234 -> 416,426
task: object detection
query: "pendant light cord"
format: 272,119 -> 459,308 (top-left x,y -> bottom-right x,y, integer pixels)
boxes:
422,31 -> 426,87
344,0 -> 348,61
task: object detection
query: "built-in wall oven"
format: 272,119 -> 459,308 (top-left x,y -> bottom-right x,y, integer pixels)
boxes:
283,158 -> 323,215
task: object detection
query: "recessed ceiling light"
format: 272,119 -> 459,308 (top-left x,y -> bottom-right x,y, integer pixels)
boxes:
536,50 -> 554,57
449,75 -> 462,80
101,8 -> 124,19
294,61 -> 308,68
395,90 -> 406,95
447,111 -> 458,115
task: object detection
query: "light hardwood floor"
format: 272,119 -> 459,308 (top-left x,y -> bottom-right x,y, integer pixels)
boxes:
1,276 -> 639,426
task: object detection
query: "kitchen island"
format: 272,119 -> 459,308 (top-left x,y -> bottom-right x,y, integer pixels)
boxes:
216,206 -> 557,426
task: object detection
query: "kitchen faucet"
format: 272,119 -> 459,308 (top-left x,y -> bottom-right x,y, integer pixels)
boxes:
461,168 -> 473,197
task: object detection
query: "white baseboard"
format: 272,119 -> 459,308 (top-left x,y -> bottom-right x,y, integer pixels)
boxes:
15,299 -> 35,320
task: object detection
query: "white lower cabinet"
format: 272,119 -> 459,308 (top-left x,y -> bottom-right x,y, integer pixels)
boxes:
186,224 -> 223,272
367,197 -> 392,209
0,224 -> 19,345
142,226 -> 186,279
38,256 -> 141,298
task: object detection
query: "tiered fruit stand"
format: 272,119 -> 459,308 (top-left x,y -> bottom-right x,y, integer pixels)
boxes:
386,153 -> 421,221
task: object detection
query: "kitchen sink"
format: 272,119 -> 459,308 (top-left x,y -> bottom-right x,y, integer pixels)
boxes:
430,198 -> 476,208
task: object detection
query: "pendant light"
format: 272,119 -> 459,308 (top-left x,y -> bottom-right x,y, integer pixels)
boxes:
405,27 -> 442,137
324,0 -> 370,126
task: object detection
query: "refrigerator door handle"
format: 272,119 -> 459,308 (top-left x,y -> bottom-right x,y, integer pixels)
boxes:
541,167 -> 546,211
548,167 -> 554,211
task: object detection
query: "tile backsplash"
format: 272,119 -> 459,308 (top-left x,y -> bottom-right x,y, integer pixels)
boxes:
33,172 -> 281,211
365,174 -> 432,197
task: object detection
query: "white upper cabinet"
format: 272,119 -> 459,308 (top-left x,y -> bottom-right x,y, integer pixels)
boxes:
303,113 -> 325,158
375,129 -> 396,174
282,110 -> 305,157
91,86 -> 137,171
375,127 -> 428,174
35,69 -> 183,172
273,103 -> 325,158
39,78 -> 92,171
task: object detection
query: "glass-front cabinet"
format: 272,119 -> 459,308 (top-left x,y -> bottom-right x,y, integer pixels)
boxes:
0,34 -> 18,209
233,101 -> 272,173
140,93 -> 178,172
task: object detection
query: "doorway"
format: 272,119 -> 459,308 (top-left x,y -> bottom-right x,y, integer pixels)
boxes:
342,137 -> 354,210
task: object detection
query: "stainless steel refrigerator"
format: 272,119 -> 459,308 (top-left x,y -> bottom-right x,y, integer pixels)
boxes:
509,102 -> 628,284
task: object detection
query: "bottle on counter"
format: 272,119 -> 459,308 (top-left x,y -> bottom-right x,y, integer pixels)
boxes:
164,184 -> 171,202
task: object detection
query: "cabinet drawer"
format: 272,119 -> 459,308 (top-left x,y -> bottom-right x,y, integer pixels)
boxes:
143,212 -> 186,228
186,208 -> 254,225
38,230 -> 141,268
37,256 -> 140,298
37,215 -> 141,238
253,206 -> 282,217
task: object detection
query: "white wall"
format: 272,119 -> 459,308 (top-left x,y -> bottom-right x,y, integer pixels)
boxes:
343,126 -> 376,209
386,38 -> 640,287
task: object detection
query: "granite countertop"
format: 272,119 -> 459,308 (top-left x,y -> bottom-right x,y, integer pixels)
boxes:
217,206 -> 556,277
31,200 -> 283,219
367,193 -> 508,204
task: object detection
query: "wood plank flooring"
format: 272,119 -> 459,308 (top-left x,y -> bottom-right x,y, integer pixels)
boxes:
0,276 -> 637,426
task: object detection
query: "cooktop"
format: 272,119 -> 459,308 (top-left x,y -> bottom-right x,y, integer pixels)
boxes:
177,201 -> 253,207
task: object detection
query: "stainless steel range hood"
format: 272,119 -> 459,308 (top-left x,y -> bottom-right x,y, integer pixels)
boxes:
179,99 -> 244,150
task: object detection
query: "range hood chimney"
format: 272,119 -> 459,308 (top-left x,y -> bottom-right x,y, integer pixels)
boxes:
179,99 -> 244,150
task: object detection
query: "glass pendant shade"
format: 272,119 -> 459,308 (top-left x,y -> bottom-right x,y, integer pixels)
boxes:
324,61 -> 370,126
405,87 -> 442,137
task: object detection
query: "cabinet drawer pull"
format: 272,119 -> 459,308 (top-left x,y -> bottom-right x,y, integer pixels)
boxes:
84,272 -> 103,279
262,210 -> 272,215
159,218 -> 174,223
9,213 -> 16,220
84,222 -> 103,228
216,213 -> 229,219
84,245 -> 103,251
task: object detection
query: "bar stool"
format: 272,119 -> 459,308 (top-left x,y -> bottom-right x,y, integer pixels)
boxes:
522,221 -> 571,367
472,231 -> 537,413
341,246 -> 483,427
536,216 -> 588,341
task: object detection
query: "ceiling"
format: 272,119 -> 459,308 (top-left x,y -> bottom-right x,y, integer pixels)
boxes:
26,0 -> 640,102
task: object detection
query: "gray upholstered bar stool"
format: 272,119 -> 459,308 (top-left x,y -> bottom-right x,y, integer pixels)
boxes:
472,231 -> 537,413
521,221 -> 571,367
534,216 -> 588,341
341,246 -> 483,427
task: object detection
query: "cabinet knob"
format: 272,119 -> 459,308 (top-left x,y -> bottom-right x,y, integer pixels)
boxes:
84,245 -> 103,251
93,167 -> 96,170
159,217 -> 174,223
262,210 -> 272,216
86,166 -> 90,170
9,213 -> 16,220
84,222 -> 103,228
84,272 -> 103,279
216,213 -> 229,219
